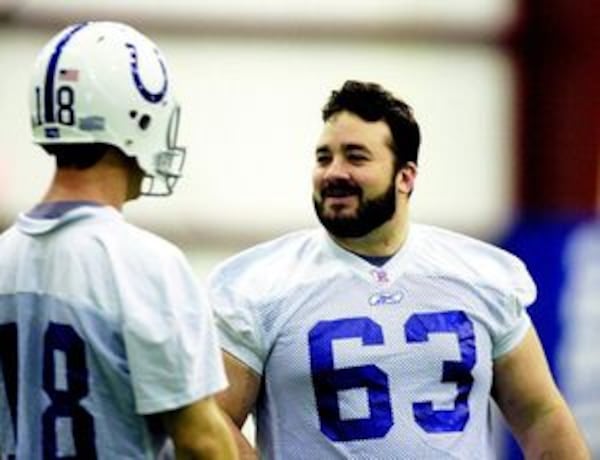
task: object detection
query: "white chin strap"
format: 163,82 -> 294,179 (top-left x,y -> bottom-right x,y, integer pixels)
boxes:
140,174 -> 179,196
139,146 -> 186,196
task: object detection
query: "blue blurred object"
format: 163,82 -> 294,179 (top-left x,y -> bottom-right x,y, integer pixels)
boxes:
500,215 -> 598,459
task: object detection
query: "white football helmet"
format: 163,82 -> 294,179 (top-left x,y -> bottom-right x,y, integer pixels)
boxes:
29,21 -> 185,196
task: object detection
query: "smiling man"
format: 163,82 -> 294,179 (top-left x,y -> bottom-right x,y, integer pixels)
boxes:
209,80 -> 589,459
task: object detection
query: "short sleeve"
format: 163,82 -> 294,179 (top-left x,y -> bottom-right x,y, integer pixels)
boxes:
491,257 -> 537,359
120,248 -> 227,414
208,268 -> 266,376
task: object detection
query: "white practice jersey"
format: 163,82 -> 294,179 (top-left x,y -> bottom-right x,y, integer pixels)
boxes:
209,223 -> 536,460
0,202 -> 226,459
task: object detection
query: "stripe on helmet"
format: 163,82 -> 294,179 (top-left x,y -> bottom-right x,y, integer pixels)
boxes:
125,43 -> 168,104
44,22 -> 88,123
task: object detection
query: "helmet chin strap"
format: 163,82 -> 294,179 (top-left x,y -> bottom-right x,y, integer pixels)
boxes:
140,174 -> 177,197
138,142 -> 186,196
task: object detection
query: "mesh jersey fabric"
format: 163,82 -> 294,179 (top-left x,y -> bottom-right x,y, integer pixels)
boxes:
209,223 -> 536,459
0,203 -> 226,459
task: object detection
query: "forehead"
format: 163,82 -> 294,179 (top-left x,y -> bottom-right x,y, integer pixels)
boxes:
317,111 -> 392,149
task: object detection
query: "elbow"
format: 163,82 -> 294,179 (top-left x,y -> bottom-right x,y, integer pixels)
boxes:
514,404 -> 590,460
172,421 -> 238,460
174,436 -> 226,459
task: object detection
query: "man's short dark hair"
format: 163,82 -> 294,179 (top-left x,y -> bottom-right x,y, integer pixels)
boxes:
42,143 -> 111,169
322,80 -> 421,167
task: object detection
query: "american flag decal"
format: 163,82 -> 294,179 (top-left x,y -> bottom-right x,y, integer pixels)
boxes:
59,68 -> 79,82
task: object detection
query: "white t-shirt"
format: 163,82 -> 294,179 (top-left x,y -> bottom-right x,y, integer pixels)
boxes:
0,202 -> 226,459
209,223 -> 536,460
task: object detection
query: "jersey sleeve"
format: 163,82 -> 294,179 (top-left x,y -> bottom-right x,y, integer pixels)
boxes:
491,256 -> 537,359
207,267 -> 266,376
119,246 -> 227,415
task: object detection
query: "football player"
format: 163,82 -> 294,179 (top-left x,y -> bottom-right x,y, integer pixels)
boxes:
0,22 -> 237,459
209,80 -> 589,459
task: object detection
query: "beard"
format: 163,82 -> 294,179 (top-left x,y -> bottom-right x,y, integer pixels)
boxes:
313,177 -> 397,238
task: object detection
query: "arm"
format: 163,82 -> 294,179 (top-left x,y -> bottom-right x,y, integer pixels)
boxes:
161,395 -> 239,460
492,326 -> 590,459
216,351 -> 261,460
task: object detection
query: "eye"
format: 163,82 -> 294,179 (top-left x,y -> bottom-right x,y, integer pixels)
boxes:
347,151 -> 368,163
315,151 -> 332,165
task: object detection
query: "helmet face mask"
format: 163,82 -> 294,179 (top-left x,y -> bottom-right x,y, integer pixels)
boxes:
30,21 -> 186,196
141,105 -> 186,196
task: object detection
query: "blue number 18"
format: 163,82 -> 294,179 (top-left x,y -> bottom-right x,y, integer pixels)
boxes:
0,321 -> 97,458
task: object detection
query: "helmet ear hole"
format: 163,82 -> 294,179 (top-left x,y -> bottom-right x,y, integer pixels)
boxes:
138,114 -> 151,130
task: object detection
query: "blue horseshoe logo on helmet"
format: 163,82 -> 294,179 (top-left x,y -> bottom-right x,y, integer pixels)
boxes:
126,43 -> 168,103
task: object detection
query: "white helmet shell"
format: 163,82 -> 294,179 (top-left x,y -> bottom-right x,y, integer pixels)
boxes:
29,21 -> 185,195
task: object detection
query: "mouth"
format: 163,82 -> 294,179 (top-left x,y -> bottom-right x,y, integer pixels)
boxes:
323,188 -> 356,197
321,186 -> 360,210
323,194 -> 358,205
321,183 -> 361,198
320,194 -> 360,216
318,181 -> 362,212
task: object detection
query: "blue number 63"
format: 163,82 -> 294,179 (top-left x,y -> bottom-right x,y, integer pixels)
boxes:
308,311 -> 476,442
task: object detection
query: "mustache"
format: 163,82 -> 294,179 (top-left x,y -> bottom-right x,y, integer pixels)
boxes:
320,180 -> 362,198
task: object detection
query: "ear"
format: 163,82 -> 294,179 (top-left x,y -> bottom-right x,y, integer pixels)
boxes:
396,161 -> 418,196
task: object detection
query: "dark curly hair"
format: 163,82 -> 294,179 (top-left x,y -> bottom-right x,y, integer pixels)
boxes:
321,80 -> 420,167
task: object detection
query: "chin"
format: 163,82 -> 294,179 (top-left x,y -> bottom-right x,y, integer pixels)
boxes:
323,203 -> 358,216
325,210 -> 358,220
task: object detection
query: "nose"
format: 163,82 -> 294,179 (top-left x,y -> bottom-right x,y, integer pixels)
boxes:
322,155 -> 351,181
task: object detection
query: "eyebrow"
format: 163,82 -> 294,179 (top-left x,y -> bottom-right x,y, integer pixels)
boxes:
315,143 -> 369,153
342,142 -> 368,152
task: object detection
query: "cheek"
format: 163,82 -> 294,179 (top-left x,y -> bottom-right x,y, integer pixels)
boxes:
312,168 -> 323,190
363,173 -> 395,196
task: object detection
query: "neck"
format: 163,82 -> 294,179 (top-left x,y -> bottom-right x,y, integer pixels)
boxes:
330,205 -> 410,257
43,163 -> 131,211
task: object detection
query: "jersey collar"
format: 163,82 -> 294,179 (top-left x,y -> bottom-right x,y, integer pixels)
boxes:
320,222 -> 416,285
